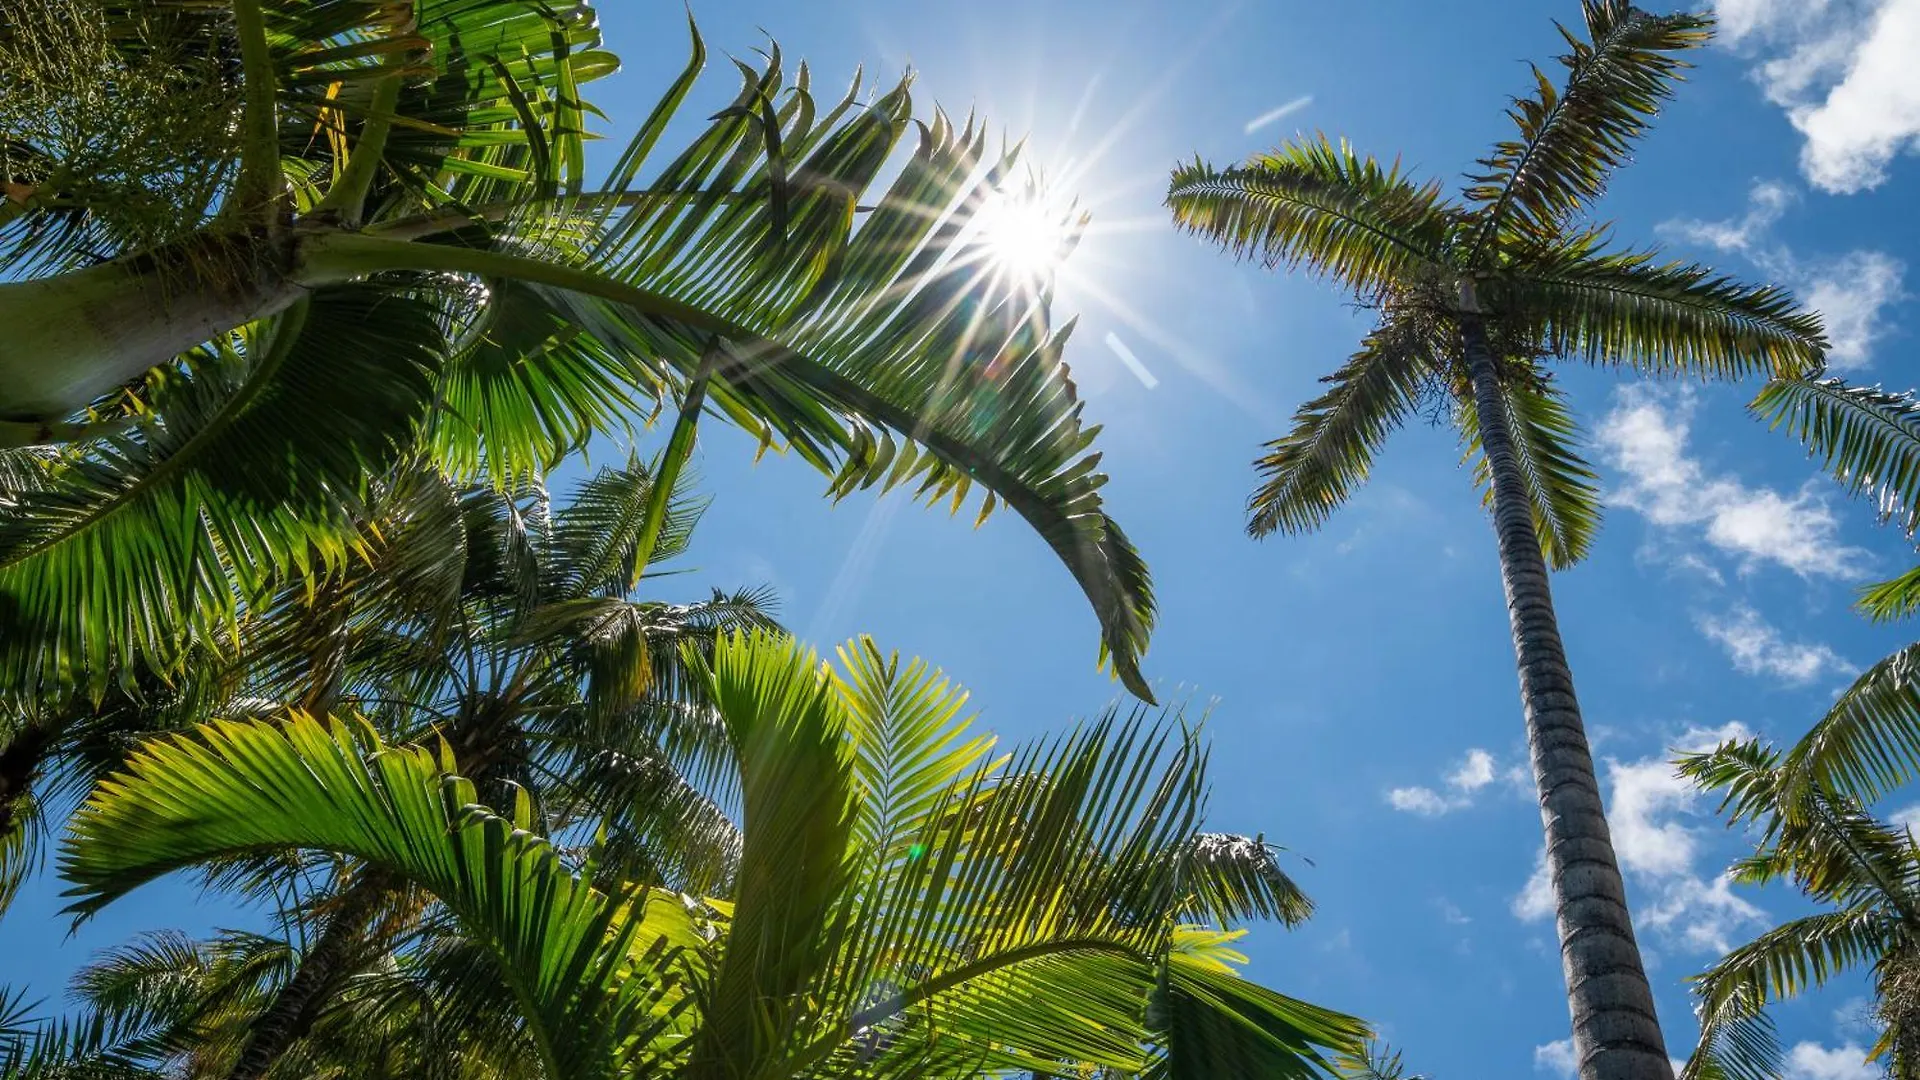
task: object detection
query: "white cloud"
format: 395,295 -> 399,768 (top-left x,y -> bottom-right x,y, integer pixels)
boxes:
1513,724 -> 1769,955
1448,749 -> 1497,791
1387,786 -> 1454,816
1661,181 -> 1904,370
1513,851 -> 1556,921
1437,899 -> 1473,925
1534,1039 -> 1577,1079
1785,1041 -> 1878,1080
1713,0 -> 1920,193
1800,250 -> 1906,369
1598,388 -> 1872,577
1697,605 -> 1855,685
1387,748 -> 1519,816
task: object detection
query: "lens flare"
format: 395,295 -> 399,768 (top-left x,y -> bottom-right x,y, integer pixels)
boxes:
973,188 -> 1081,286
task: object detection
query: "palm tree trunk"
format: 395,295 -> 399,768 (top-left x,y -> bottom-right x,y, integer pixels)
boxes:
1461,306 -> 1673,1080
224,871 -> 389,1080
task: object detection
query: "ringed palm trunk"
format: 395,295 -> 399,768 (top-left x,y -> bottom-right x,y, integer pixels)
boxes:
1461,302 -> 1673,1080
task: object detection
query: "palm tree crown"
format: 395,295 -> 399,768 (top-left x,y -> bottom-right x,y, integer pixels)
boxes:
1168,2 -> 1824,562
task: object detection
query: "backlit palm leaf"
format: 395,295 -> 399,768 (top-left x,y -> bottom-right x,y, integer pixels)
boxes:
1459,376 -> 1600,569
0,285 -> 442,694
1752,378 -> 1920,541
1167,138 -> 1455,299
1247,317 -> 1442,538
1463,1 -> 1712,251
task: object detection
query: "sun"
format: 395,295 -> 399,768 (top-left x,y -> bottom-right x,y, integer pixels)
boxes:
972,187 -> 1083,286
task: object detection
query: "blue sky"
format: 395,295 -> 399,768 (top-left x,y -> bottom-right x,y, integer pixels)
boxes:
7,1 -> 1920,1077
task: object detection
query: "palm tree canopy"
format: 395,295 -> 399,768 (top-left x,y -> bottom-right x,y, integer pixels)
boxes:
0,0 -> 1157,703
1677,736 -> 1920,1080
46,631 -> 1368,1080
1166,0 -> 1827,563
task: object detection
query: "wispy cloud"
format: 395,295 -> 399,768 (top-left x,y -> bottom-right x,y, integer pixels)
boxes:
1697,605 -> 1855,685
1243,94 -> 1314,135
1514,724 -> 1769,955
1597,387 -> 1871,578
1711,0 -> 1920,193
1387,748 -> 1524,816
1661,180 -> 1904,370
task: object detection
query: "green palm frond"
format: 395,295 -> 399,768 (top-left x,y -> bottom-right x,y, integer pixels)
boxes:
1860,566 -> 1920,623
317,43 -> 1158,698
1459,375 -> 1600,568
549,456 -> 706,600
682,630 -> 855,1080
0,285 -> 442,694
1247,316 -> 1441,537
1167,138 -> 1455,299
1753,378 -> 1920,541
1682,984 -> 1782,1080
1161,953 -> 1367,1080
833,638 -> 995,858
1689,909 -> 1891,1021
1776,644 -> 1920,808
1463,0 -> 1712,252
1513,241 -> 1828,380
59,713 -> 708,1080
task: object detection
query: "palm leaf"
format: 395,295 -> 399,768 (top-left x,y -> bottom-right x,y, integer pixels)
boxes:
1512,240 -> 1827,380
1688,909 -> 1890,1021
58,713 -> 706,1080
1167,137 -> 1455,299
1682,984 -> 1782,1080
1463,0 -> 1712,252
1458,375 -> 1601,568
1751,378 -> 1920,541
1246,315 -> 1440,537
0,284 -> 442,694
1776,644 -> 1920,808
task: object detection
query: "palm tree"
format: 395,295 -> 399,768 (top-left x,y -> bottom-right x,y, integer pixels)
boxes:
0,452 -> 776,1079
1165,6 -> 1828,1077
25,630 -> 1368,1080
1676,737 -> 1920,1080
0,0 -> 1155,704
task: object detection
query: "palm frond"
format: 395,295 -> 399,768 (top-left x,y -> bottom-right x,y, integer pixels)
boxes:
1177,832 -> 1315,927
1247,315 -> 1440,537
0,284 -> 442,695
1458,374 -> 1601,568
59,712 -> 707,1080
1463,1 -> 1712,252
331,44 -> 1160,699
1860,566 -> 1920,623
1167,137 -> 1455,299
1777,644 -> 1920,808
1511,240 -> 1827,380
1682,984 -> 1782,1080
1752,378 -> 1920,541
1688,909 -> 1891,1023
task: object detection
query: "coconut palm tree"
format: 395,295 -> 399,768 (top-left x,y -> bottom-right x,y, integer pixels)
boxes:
1165,6 -> 1829,1077
0,0 -> 1155,705
19,630 -> 1368,1080
1676,737 -> 1920,1080
0,451 -> 777,1079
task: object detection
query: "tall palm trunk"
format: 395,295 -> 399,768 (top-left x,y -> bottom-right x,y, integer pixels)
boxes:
1461,296 -> 1673,1080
